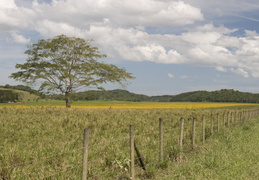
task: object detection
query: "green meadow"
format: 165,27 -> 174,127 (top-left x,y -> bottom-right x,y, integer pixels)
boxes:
1,104 -> 259,179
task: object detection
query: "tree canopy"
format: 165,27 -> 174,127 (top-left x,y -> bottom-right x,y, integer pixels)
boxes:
10,35 -> 135,107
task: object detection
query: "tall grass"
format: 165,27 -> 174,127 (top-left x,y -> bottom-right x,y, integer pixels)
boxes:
0,107 -> 258,179
161,117 -> 259,179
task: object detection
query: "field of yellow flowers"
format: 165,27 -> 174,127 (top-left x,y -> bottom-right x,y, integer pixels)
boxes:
0,100 -> 256,109
72,102 -> 255,109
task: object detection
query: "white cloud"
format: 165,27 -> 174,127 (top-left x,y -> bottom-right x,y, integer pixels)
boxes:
9,33 -> 30,44
35,20 -> 86,38
127,44 -> 184,64
139,1 -> 204,26
230,68 -> 249,78
1,0 -> 259,80
194,23 -> 238,34
251,71 -> 259,78
167,73 -> 175,78
185,0 -> 259,14
0,0 -> 35,32
245,30 -> 259,37
215,66 -> 227,72
215,36 -> 241,48
0,0 -> 17,9
28,0 -> 203,30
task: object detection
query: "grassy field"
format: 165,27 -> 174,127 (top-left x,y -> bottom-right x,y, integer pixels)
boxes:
0,103 -> 259,179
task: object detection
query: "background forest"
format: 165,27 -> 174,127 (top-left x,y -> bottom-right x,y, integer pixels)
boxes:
1,84 -> 259,103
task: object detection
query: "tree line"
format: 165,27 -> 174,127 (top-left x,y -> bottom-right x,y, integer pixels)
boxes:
2,85 -> 259,103
0,84 -> 45,97
167,89 -> 259,103
0,85 -> 43,103
49,89 -> 150,102
61,89 -> 259,103
0,89 -> 19,103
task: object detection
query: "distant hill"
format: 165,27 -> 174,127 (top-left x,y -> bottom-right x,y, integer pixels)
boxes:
50,88 -> 259,103
168,89 -> 259,103
49,89 -> 150,102
1,84 -> 259,103
0,85 -> 40,103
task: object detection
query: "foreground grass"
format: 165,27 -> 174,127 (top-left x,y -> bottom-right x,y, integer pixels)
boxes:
160,117 -> 259,179
0,107 -> 259,179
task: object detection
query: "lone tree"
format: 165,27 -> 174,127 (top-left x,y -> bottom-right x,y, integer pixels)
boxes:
10,35 -> 135,108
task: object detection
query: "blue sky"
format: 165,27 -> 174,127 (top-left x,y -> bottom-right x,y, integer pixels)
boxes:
1,0 -> 259,96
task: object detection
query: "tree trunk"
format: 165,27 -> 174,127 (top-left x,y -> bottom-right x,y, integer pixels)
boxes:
65,92 -> 71,108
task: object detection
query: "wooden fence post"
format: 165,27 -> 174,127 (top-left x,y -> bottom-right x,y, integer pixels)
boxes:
233,112 -> 234,125
227,112 -> 230,126
210,112 -> 213,135
179,117 -> 184,161
130,125 -> 135,180
179,117 -> 184,148
202,115 -> 205,143
234,111 -> 237,125
192,117 -> 196,149
223,112 -> 226,127
217,113 -> 219,133
159,118 -> 163,161
82,127 -> 89,180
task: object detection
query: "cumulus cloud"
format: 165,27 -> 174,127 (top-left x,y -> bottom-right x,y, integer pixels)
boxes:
0,0 -> 17,9
35,20 -> 86,38
139,1 -> 204,26
0,0 -> 35,32
1,0 -> 259,79
230,68 -> 249,78
185,0 -> 259,14
127,44 -> 184,64
215,66 -> 227,72
9,33 -> 30,44
28,0 -> 204,29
